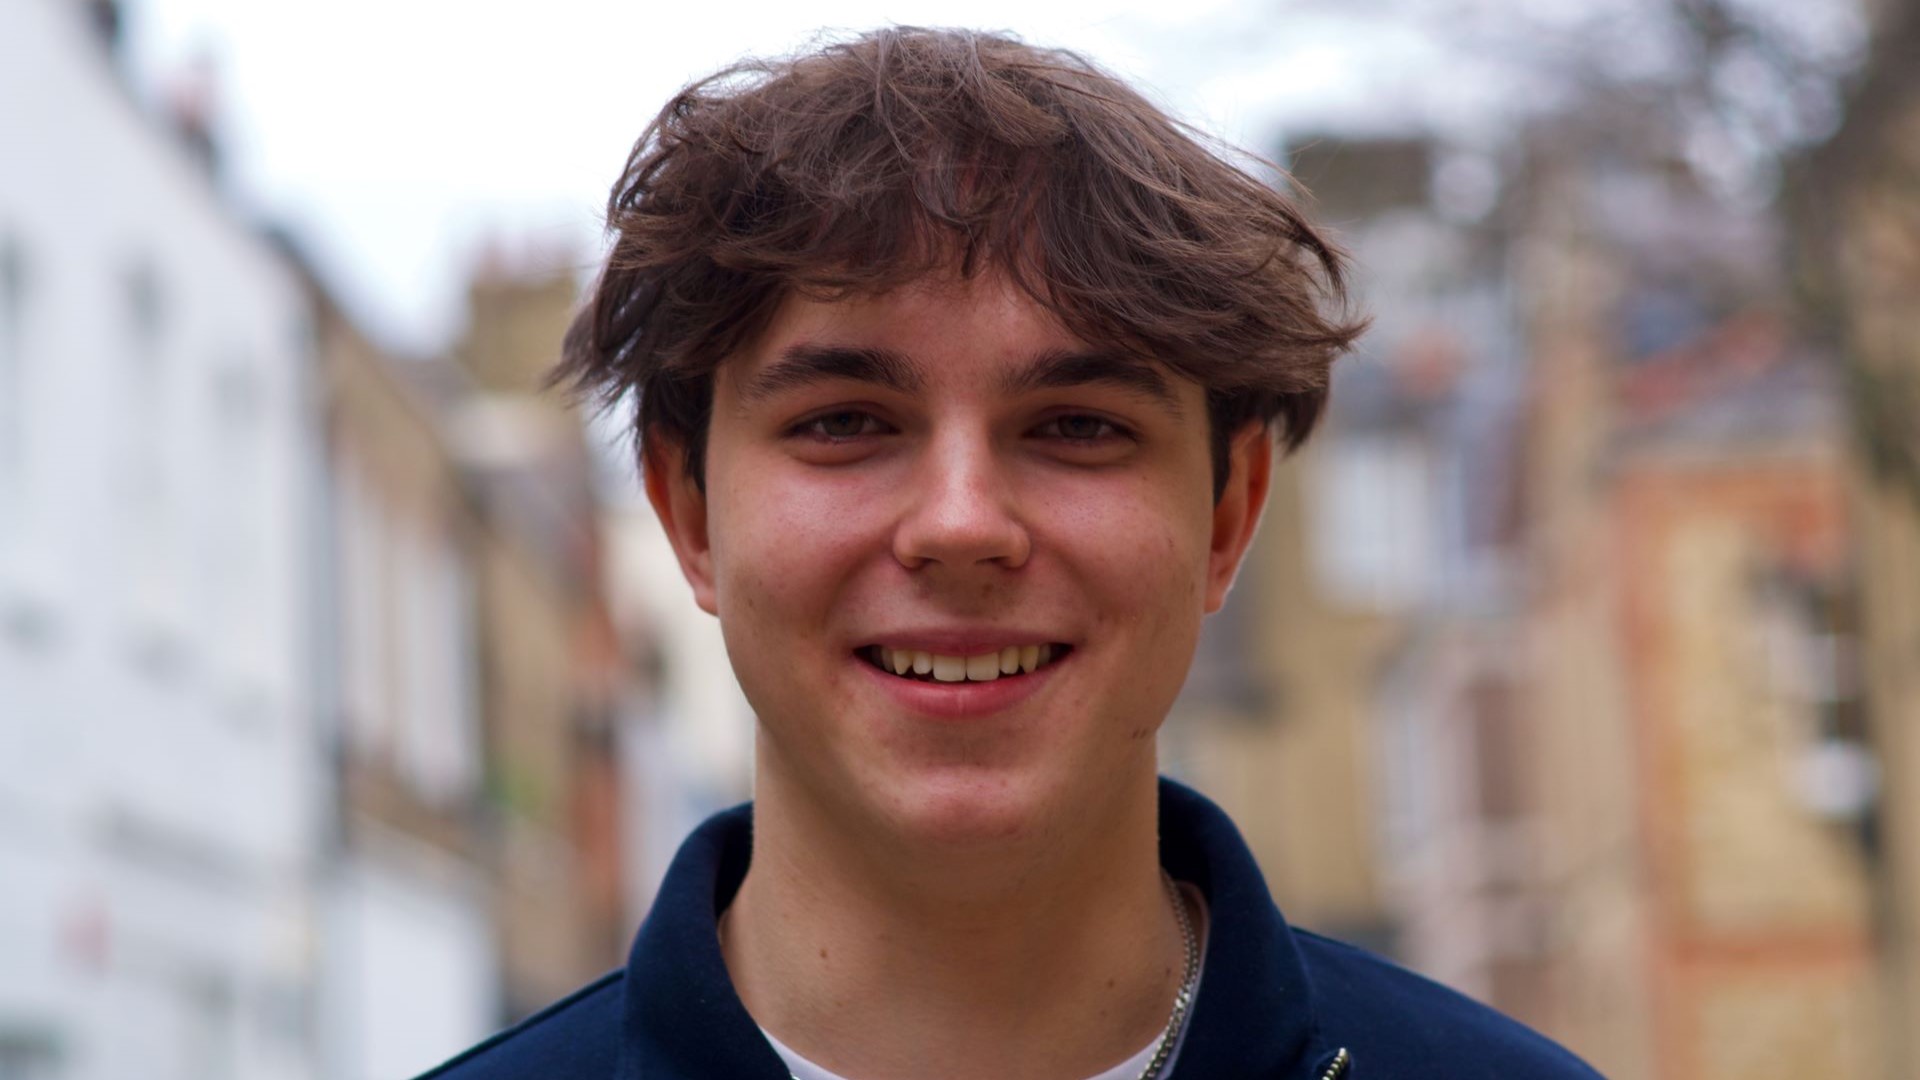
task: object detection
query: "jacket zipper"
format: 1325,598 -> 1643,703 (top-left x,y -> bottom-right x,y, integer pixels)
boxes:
1318,1047 -> 1352,1079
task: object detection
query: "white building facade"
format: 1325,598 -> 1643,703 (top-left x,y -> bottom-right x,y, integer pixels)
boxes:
0,3 -> 324,1078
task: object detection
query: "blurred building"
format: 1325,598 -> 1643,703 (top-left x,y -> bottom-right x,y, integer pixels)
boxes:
1511,136 -> 1882,1080
298,257 -> 498,1080
1288,136 -> 1542,1002
0,5 -> 658,1074
585,324 -> 757,914
300,244 -> 647,1076
600,492 -> 757,915
1186,126 -> 1892,1080
443,254 -> 634,1017
1135,9 -> 1920,1078
1168,135 -> 1527,961
0,2 -> 325,1078
1165,430 -> 1397,948
1796,1 -> 1920,1072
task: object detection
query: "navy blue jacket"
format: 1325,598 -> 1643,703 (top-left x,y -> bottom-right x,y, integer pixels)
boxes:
420,779 -> 1601,1079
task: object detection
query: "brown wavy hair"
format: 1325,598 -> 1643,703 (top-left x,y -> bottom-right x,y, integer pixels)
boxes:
555,26 -> 1366,500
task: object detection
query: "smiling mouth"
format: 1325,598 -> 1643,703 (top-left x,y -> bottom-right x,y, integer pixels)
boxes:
860,644 -> 1072,683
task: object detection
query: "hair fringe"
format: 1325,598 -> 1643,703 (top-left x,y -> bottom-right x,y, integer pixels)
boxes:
553,26 -> 1368,496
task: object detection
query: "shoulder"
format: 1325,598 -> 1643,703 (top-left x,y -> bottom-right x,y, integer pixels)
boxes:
413,969 -> 626,1080
1292,930 -> 1604,1078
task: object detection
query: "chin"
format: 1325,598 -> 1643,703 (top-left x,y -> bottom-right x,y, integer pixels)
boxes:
868,763 -> 1064,848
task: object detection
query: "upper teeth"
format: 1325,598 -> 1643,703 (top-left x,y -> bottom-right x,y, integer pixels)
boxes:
878,644 -> 1055,682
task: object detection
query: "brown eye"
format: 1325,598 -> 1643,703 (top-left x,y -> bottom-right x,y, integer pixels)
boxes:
818,411 -> 868,438
793,410 -> 888,441
1060,415 -> 1105,440
1042,414 -> 1123,442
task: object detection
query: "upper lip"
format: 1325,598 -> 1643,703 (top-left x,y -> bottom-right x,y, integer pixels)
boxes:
857,628 -> 1072,655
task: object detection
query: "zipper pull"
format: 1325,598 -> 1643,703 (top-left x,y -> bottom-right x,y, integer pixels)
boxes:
1315,1047 -> 1352,1079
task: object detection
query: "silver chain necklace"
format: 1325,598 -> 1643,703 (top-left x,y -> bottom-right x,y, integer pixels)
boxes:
785,871 -> 1201,1080
1136,870 -> 1201,1080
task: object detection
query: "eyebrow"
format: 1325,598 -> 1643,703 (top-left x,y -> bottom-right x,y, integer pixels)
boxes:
736,344 -> 925,405
736,342 -> 1183,419
999,348 -> 1185,419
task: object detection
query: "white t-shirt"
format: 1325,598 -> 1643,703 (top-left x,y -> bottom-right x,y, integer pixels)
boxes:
763,883 -> 1210,1080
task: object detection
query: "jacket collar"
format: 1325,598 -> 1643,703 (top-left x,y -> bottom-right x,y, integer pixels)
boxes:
618,777 -> 1332,1078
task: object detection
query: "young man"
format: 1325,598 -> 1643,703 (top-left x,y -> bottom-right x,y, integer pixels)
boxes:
424,27 -> 1601,1080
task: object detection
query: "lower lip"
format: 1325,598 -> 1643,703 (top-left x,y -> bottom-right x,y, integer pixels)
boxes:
854,650 -> 1067,720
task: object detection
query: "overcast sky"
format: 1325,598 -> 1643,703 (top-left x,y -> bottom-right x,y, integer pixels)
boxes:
123,0 -> 1493,353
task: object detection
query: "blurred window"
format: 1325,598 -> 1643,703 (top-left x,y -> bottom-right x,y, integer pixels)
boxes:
1470,676 -> 1524,821
1620,284 -> 1709,360
1751,566 -> 1875,824
1307,436 -> 1432,612
0,1025 -> 62,1080
395,519 -> 481,803
1375,662 -> 1435,862
335,456 -> 392,755
0,231 -> 28,550
121,256 -> 180,636
205,359 -> 267,667
333,456 -> 481,803
1177,572 -> 1271,719
180,971 -> 237,1080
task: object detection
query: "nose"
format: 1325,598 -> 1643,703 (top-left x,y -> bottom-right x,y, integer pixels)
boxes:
892,430 -> 1032,572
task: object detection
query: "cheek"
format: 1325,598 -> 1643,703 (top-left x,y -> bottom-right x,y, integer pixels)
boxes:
1036,476 -> 1212,646
708,463 -> 891,647
1042,471 -> 1211,585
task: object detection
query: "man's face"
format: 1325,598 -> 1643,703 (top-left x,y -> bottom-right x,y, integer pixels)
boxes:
649,271 -> 1270,847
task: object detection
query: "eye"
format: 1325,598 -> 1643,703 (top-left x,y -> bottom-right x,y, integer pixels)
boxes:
1035,413 -> 1129,443
792,409 -> 890,441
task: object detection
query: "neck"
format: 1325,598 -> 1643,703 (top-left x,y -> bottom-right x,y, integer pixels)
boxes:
721,747 -> 1184,1080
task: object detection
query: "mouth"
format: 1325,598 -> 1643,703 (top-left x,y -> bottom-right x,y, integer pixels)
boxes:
858,643 -> 1074,684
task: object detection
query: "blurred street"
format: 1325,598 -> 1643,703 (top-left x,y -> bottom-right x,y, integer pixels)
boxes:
2,0 -> 1917,1077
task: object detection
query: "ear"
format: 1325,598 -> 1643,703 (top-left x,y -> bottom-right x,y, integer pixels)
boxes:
1204,422 -> 1273,614
643,434 -> 719,616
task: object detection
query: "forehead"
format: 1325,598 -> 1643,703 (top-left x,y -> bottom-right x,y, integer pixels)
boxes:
720,273 -> 1195,420
755,271 -> 1076,361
